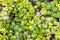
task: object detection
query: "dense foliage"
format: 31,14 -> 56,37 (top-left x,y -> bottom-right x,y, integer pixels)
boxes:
0,0 -> 60,40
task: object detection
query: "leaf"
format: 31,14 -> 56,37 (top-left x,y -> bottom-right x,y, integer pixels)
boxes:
41,8 -> 50,15
52,7 -> 58,12
46,3 -> 51,10
51,12 -> 60,18
41,2 -> 46,8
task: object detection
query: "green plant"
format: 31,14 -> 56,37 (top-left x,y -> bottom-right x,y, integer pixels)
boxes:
0,0 -> 60,40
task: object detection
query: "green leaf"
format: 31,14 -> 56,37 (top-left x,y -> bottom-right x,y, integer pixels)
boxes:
51,12 -> 60,18
52,7 -> 58,12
